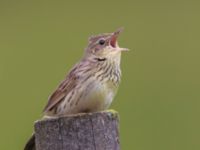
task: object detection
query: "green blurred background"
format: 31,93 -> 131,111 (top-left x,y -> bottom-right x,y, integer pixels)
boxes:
0,0 -> 200,150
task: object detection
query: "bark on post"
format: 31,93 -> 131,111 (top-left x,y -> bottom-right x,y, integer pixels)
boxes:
34,110 -> 120,150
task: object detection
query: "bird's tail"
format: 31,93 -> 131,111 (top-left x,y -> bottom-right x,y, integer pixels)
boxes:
24,133 -> 36,150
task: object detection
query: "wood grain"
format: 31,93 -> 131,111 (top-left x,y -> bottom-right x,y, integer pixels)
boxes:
34,111 -> 120,150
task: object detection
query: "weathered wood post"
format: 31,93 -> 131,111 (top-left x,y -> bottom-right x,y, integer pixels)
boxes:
34,111 -> 120,150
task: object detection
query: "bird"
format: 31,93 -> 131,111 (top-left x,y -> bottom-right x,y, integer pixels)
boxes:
24,28 -> 128,150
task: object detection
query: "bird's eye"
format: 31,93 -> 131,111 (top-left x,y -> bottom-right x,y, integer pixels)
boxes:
98,39 -> 105,45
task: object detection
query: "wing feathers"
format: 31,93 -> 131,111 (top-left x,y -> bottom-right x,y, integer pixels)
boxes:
43,65 -> 79,113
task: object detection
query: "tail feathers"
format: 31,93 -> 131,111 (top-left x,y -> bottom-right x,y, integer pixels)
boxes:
24,134 -> 36,150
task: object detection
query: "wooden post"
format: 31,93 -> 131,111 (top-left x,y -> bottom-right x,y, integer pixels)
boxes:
34,111 -> 120,150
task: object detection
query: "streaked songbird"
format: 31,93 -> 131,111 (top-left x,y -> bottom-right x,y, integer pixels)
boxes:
24,28 -> 128,150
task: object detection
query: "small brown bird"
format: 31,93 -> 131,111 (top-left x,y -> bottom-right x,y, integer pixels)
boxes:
24,28 -> 128,150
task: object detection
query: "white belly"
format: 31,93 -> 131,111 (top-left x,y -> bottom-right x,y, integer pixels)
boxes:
54,75 -> 119,116
63,79 -> 118,114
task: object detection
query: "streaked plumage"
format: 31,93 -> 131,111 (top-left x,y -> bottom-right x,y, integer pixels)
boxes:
24,28 -> 128,150
44,52 -> 121,116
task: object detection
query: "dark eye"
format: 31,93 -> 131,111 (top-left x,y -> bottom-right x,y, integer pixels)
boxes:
98,39 -> 105,45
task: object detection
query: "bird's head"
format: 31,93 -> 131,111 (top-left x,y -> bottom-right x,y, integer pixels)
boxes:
85,28 -> 128,60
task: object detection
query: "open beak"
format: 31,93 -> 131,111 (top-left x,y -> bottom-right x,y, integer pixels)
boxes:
109,27 -> 129,51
